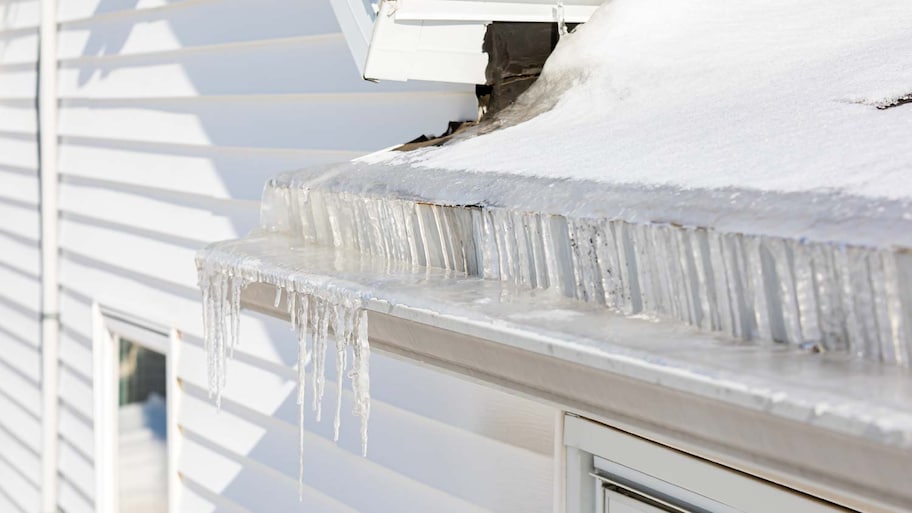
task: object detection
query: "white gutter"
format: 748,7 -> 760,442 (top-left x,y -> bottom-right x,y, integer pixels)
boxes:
38,0 -> 59,510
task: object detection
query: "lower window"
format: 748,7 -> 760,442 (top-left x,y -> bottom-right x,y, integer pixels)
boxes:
93,307 -> 180,513
563,414 -> 850,513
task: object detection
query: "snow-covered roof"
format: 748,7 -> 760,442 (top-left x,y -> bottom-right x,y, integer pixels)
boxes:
196,2 -> 912,509
375,0 -> 912,199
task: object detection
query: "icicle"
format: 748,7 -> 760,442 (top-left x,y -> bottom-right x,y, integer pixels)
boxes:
555,0 -> 568,37
215,273 -> 228,409
274,285 -> 283,308
229,275 -> 243,358
200,271 -> 214,399
331,306 -> 352,442
287,287 -> 297,328
351,309 -> 371,456
313,299 -> 331,421
294,292 -> 309,503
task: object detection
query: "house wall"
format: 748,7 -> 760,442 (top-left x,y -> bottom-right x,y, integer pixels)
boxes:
46,1 -> 559,512
0,0 -> 44,511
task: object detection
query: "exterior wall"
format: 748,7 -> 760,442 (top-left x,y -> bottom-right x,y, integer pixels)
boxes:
48,1 -> 559,512
0,1 -> 43,511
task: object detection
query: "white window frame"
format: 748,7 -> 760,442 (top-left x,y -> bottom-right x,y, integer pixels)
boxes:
92,304 -> 181,513
563,414 -> 848,513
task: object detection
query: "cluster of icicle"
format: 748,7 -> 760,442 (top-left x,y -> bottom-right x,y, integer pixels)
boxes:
198,251 -> 370,500
264,187 -> 912,366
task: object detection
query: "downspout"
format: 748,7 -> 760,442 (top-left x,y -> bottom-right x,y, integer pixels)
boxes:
37,0 -> 59,510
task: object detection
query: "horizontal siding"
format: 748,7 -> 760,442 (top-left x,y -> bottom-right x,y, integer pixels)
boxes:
59,138 -> 356,201
0,131 -> 38,168
58,0 -> 221,24
57,0 -> 335,51
58,438 -> 95,502
59,94 -> 472,152
53,0 -> 558,512
178,345 -> 554,513
57,479 -> 94,513
0,0 -> 39,32
0,389 -> 41,451
60,179 -> 259,245
0,3 -> 41,511
0,101 -> 37,133
0,230 -> 40,276
0,199 -> 39,241
0,67 -> 36,98
0,455 -> 40,513
0,424 -> 40,488
0,27 -> 37,63
58,37 -> 463,98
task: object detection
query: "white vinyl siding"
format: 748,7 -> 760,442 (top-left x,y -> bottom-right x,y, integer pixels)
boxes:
0,1 -> 42,511
52,1 -> 557,513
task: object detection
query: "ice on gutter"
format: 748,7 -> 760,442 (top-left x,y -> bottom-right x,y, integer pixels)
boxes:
198,232 -> 912,510
197,157 -> 912,497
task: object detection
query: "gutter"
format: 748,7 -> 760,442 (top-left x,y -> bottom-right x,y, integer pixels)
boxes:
196,157 -> 912,512
37,0 -> 60,510
199,235 -> 912,513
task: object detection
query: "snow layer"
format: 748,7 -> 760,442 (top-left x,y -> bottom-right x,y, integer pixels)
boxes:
381,0 -> 912,201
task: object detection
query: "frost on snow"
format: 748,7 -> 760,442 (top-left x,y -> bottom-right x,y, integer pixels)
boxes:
197,247 -> 370,500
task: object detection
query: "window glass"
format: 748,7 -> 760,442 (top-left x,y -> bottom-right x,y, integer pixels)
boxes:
117,337 -> 168,513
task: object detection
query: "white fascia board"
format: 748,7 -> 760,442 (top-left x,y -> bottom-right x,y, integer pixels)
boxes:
363,1 -> 488,83
328,0 -> 377,75
397,0 -> 598,23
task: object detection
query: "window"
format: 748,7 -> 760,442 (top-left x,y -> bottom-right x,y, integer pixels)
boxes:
563,414 -> 849,513
93,306 -> 181,513
117,337 -> 168,512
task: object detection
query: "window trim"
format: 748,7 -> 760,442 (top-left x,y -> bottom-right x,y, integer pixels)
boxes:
563,414 -> 849,513
92,304 -> 182,513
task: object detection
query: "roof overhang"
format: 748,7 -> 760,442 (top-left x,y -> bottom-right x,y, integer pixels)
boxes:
203,233 -> 912,513
197,160 -> 912,513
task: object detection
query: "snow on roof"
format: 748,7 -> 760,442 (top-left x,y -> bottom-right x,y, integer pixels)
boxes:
376,0 -> 912,200
196,3 -> 912,487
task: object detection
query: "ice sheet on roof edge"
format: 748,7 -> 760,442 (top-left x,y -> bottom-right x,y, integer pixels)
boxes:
251,163 -> 912,366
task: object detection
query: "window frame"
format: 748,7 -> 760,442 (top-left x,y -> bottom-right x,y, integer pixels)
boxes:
92,304 -> 181,513
563,414 -> 849,513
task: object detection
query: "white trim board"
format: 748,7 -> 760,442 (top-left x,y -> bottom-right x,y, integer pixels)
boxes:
363,2 -> 488,83
396,0 -> 598,23
348,0 -> 599,83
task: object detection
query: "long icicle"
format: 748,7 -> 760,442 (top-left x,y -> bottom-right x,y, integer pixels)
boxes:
294,291 -> 309,502
352,309 -> 371,456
